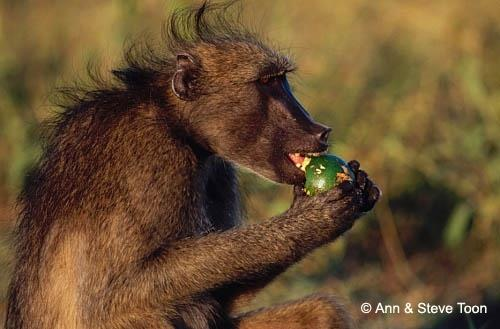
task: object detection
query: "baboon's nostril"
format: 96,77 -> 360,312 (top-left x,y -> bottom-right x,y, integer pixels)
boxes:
317,127 -> 332,144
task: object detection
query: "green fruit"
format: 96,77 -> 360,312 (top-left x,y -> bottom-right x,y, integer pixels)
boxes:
303,154 -> 355,196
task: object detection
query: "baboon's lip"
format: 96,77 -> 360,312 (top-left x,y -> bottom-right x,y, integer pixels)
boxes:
287,152 -> 326,172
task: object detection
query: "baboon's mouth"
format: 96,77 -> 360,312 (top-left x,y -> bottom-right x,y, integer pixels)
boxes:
287,152 -> 326,172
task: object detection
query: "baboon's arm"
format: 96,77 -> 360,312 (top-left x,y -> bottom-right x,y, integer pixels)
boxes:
136,186 -> 361,302
105,167 -> 378,316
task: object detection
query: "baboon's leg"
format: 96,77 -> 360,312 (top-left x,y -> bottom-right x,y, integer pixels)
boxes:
233,294 -> 356,329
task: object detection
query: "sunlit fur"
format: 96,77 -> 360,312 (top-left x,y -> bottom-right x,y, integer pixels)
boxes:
5,2 -> 379,329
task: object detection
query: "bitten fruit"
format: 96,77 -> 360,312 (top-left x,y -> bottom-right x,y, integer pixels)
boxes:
303,154 -> 355,196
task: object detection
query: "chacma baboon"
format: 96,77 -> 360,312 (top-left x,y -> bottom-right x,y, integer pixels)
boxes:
6,2 -> 380,329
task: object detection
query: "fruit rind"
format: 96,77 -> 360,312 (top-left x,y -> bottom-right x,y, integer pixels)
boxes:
303,154 -> 354,196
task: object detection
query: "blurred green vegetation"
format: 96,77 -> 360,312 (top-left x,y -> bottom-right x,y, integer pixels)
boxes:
1,0 -> 499,328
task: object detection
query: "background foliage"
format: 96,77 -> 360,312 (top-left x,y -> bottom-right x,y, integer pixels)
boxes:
1,0 -> 499,328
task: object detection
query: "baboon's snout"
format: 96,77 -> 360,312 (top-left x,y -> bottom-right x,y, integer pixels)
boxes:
297,120 -> 332,151
311,123 -> 332,146
284,101 -> 332,149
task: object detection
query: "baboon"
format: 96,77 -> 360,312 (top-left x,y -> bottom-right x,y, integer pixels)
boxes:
5,2 -> 380,329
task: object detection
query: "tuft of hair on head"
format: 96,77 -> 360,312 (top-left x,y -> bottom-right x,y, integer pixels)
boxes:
164,0 -> 253,49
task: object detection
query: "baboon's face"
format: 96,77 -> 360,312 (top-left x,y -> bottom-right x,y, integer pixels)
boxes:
172,44 -> 331,185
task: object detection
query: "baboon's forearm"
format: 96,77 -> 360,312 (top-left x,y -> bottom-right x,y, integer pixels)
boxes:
134,208 -> 351,302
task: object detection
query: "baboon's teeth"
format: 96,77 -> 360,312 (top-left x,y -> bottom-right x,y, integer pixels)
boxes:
288,151 -> 323,172
288,153 -> 306,168
300,157 -> 311,171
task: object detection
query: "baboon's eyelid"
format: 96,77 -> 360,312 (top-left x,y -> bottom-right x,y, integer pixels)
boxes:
256,70 -> 293,83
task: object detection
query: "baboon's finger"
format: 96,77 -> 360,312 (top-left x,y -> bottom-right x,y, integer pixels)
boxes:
292,185 -> 306,199
362,185 -> 381,212
348,160 -> 360,173
321,180 -> 354,202
356,170 -> 368,190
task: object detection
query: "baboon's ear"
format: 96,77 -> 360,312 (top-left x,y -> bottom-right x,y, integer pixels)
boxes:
172,53 -> 199,101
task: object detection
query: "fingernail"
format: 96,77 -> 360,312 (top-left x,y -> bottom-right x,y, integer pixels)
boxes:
371,186 -> 382,199
348,160 -> 360,172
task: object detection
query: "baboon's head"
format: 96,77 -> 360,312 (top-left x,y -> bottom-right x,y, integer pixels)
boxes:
165,3 -> 331,185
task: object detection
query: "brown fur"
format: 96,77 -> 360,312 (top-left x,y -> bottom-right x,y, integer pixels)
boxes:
5,2 -> 379,329
235,295 -> 355,329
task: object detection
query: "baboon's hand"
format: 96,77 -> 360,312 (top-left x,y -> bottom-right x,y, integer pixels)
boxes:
290,160 -> 381,235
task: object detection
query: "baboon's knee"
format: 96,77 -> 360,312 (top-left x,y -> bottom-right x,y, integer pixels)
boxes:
235,294 -> 356,329
302,294 -> 356,329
